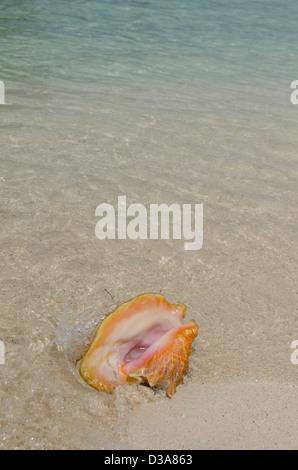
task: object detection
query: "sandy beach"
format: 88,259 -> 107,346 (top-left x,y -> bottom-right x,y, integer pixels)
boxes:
1,0 -> 298,450
127,380 -> 298,450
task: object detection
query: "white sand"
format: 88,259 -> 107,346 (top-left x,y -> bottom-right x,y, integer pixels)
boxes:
126,380 -> 298,450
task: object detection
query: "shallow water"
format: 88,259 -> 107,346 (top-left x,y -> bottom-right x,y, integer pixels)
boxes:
0,0 -> 298,449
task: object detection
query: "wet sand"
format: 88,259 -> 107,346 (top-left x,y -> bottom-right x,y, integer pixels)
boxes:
0,80 -> 297,449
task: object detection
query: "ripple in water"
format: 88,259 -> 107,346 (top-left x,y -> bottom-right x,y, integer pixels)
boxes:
54,304 -> 117,389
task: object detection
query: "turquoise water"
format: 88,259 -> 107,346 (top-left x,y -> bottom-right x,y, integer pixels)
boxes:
1,0 -> 297,89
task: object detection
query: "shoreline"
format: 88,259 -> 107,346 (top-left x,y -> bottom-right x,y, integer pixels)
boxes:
125,378 -> 298,450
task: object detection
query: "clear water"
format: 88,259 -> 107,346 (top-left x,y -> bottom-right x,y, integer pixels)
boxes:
0,0 -> 297,450
1,0 -> 298,86
1,0 -> 297,146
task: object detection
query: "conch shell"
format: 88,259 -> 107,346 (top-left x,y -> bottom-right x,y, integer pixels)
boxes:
79,293 -> 198,396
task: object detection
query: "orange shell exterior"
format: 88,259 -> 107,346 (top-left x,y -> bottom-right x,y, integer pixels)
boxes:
79,293 -> 198,396
125,322 -> 198,396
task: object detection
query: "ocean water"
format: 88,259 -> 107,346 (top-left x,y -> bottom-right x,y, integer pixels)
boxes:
0,0 -> 298,449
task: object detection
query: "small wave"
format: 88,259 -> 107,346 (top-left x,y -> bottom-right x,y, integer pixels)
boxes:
54,304 -> 117,388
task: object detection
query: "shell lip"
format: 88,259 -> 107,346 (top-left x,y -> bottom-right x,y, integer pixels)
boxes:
121,320 -> 198,376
